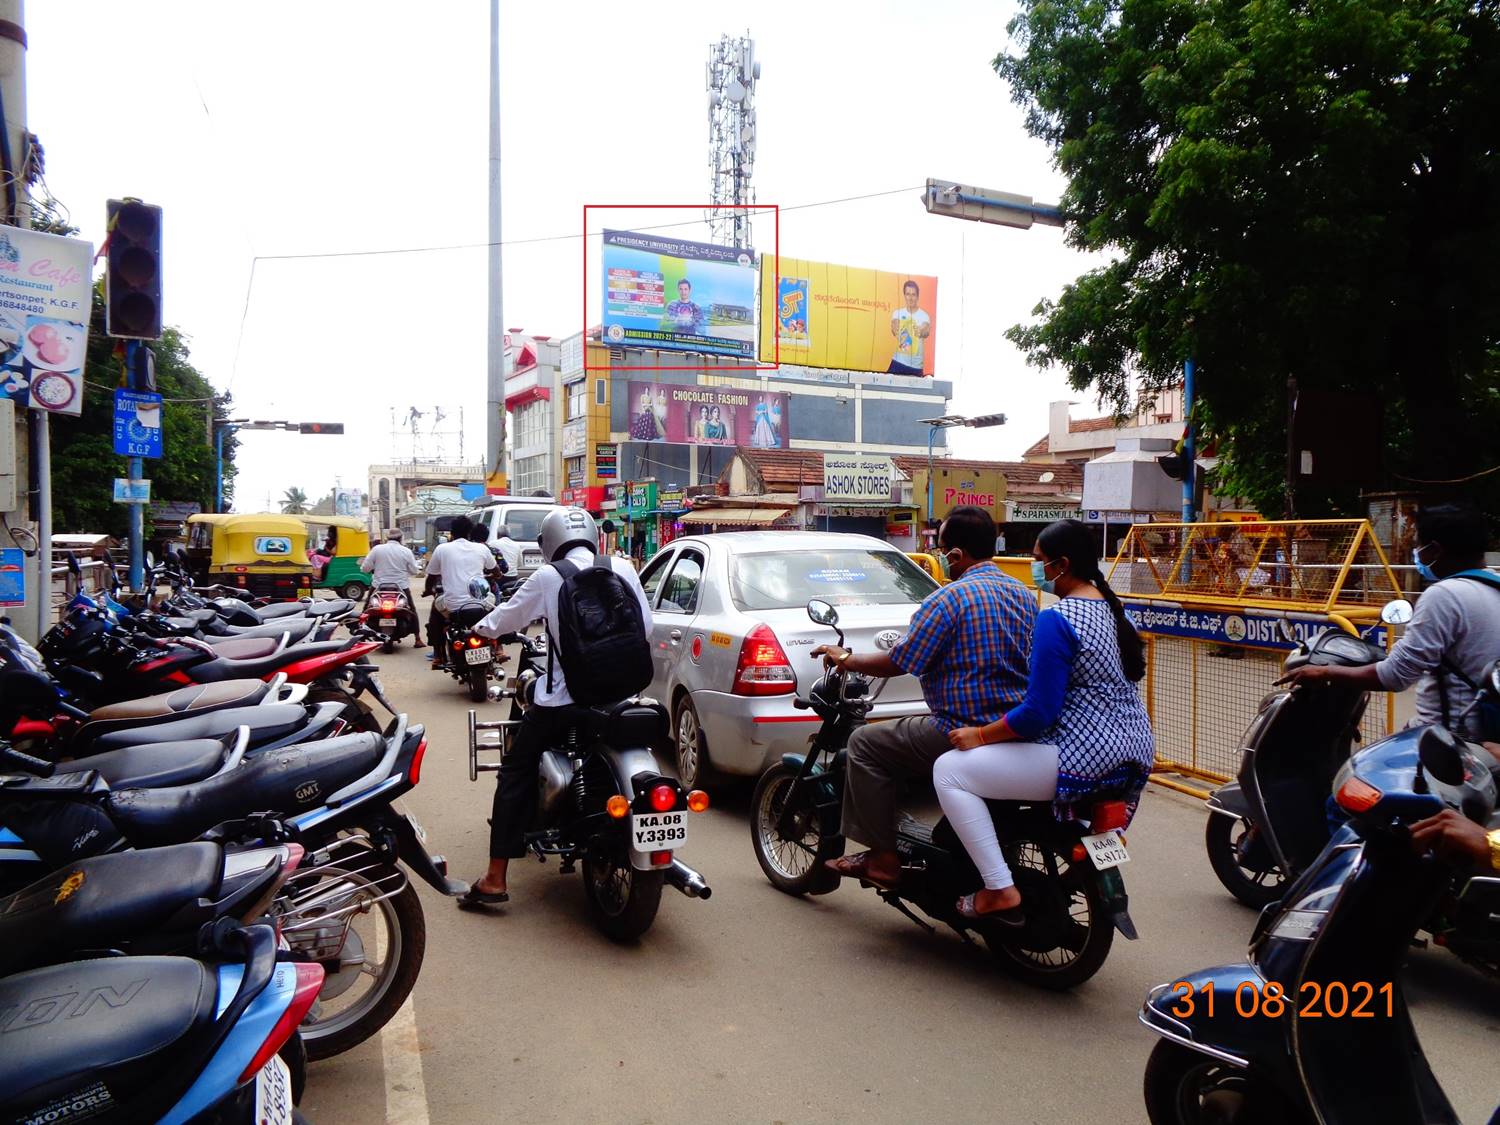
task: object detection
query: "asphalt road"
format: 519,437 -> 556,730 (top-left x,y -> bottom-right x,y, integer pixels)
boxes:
301,612 -> 1499,1125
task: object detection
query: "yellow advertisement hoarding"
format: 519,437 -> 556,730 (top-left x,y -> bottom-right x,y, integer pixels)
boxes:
759,258 -> 938,376
910,467 -> 1008,521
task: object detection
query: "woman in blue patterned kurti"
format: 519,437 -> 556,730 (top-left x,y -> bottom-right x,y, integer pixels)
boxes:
934,519 -> 1153,924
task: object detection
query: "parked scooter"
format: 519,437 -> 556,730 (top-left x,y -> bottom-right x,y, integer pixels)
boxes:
358,582 -> 422,652
1202,599 -> 1500,981
1140,684 -> 1500,1123
0,921 -> 320,1124
469,630 -> 712,940
748,598 -> 1140,990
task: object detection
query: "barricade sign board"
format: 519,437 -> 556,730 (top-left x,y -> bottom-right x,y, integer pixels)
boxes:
1124,601 -> 1386,651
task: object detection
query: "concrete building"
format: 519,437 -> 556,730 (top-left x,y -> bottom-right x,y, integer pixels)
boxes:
366,462 -> 486,536
503,334 -> 572,498
1023,389 -> 1185,466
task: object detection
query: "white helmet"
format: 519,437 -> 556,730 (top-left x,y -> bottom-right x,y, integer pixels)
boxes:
539,507 -> 598,562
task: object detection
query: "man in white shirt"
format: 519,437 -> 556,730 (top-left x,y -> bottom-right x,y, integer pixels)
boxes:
887,279 -> 932,375
459,508 -> 653,906
360,529 -> 422,641
424,516 -> 498,668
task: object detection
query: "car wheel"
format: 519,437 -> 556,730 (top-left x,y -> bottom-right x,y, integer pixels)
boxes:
673,696 -> 715,790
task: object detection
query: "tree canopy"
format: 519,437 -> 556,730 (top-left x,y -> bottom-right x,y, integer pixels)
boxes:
997,0 -> 1500,516
49,290 -> 240,534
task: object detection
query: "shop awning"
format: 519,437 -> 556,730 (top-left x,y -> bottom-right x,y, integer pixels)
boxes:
678,507 -> 791,526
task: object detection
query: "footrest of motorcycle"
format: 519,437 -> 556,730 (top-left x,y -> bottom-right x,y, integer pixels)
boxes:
895,814 -> 934,845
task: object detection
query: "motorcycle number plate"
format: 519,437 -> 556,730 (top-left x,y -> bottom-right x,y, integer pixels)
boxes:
253,1052 -> 294,1125
379,618 -> 397,627
631,811 -> 687,852
1082,830 -> 1130,870
464,647 -> 492,666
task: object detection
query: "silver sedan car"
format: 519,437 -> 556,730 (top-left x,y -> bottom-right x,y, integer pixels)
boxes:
637,531 -> 942,788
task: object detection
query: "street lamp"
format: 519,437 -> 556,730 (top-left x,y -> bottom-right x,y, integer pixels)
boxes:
918,413 -> 1007,525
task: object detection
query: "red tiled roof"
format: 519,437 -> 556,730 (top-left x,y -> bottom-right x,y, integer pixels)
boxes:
733,449 -> 829,488
1023,414 -> 1122,458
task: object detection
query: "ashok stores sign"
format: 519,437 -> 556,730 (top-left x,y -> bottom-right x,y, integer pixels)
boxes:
823,454 -> 894,503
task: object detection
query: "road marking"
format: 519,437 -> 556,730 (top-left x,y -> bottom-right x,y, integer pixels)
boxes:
376,912 -> 431,1125
381,997 -> 431,1125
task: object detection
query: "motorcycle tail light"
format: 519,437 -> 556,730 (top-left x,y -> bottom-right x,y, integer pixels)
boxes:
687,790 -> 710,813
649,784 -> 676,812
650,850 -> 673,867
236,962 -> 325,1084
468,635 -> 486,648
409,738 -> 428,786
1090,801 -> 1129,833
606,795 -> 630,818
1072,844 -> 1088,863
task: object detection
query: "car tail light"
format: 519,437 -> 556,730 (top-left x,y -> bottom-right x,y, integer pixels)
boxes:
409,739 -> 428,786
1336,775 -> 1382,813
732,625 -> 795,696
650,784 -> 676,812
237,962 -> 324,1084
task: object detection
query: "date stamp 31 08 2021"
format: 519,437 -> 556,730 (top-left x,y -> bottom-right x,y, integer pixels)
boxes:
1168,980 -> 1395,1020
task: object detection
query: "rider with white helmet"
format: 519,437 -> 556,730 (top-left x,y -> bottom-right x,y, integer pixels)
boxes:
460,506 -> 654,906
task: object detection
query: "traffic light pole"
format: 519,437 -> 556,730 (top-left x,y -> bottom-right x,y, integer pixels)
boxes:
126,341 -> 144,590
214,419 -> 343,513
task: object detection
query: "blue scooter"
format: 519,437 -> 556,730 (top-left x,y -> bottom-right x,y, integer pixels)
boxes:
1140,672 -> 1500,1123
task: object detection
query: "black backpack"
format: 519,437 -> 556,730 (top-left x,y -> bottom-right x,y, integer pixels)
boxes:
546,558 -> 653,706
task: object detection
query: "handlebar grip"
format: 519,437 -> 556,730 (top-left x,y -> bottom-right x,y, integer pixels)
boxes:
0,746 -> 56,777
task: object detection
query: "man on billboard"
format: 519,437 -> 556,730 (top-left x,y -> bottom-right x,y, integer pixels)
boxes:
888,280 -> 933,375
663,279 -> 706,336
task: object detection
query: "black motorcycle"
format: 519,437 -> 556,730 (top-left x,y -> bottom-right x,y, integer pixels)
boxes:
748,598 -> 1138,990
358,582 -> 422,653
1142,685 -> 1500,1123
469,631 -> 712,941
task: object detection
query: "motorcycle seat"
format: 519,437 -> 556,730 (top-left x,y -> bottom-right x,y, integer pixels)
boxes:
191,639 -> 353,683
259,597 -> 352,620
0,842 -> 222,978
104,732 -> 386,847
88,703 -> 308,753
447,605 -> 490,629
200,636 -> 283,660
55,738 -> 228,789
255,599 -> 316,619
215,617 -> 318,642
73,681 -> 270,748
552,699 -> 668,746
0,955 -> 216,1118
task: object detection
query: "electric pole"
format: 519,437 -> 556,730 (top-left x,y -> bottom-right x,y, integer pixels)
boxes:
485,0 -> 506,494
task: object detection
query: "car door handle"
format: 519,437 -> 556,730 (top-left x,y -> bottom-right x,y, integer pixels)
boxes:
668,629 -> 682,642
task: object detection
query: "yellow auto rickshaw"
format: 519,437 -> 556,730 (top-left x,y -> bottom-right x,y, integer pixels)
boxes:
298,516 -> 373,599
185,513 -> 316,601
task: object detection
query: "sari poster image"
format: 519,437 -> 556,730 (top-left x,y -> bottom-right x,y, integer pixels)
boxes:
628,381 -> 788,450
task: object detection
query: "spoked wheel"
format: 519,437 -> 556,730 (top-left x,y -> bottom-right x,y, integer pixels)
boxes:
750,763 -> 842,896
277,855 -> 426,1060
582,847 -> 663,942
1143,1040 -> 1310,1124
1204,815 -> 1288,909
304,685 -> 383,734
983,838 -> 1113,990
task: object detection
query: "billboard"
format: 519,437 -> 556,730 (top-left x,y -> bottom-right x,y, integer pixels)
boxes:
0,227 -> 95,416
333,488 -> 368,521
602,229 -> 756,358
627,381 -> 788,449
759,257 -> 938,375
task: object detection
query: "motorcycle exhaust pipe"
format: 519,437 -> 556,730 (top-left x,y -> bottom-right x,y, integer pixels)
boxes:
663,859 -> 712,900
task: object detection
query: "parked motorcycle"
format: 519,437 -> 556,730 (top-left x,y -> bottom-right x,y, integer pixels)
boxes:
1140,684 -> 1500,1123
748,598 -> 1139,990
0,714 -> 464,1058
358,582 -> 422,652
469,631 -> 712,940
0,921 -> 319,1124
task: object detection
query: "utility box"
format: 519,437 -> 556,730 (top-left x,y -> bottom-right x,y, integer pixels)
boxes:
0,398 -> 15,511
1082,437 -> 1181,515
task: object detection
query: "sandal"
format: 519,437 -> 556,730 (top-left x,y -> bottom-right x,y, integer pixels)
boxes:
824,852 -> 900,891
457,882 -> 510,908
956,893 -> 1025,928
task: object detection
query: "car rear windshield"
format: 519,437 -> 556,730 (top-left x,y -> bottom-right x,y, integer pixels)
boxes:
730,549 -> 938,611
496,509 -> 549,542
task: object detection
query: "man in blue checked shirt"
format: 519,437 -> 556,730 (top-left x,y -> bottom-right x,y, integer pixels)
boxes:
812,506 -> 1037,890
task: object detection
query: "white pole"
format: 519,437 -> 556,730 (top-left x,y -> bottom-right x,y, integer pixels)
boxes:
485,0 -> 505,492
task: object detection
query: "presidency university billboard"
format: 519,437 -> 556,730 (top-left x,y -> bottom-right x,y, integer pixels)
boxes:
760,256 -> 938,376
601,229 -> 757,359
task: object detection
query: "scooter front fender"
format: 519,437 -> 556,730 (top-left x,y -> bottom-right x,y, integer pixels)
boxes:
1139,964 -> 1300,1098
1206,780 -> 1251,819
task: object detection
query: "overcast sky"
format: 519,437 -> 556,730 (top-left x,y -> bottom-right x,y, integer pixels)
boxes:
28,1 -> 1097,511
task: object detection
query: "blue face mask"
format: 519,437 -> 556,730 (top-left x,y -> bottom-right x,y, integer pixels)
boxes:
1032,558 -> 1055,594
1413,545 -> 1439,583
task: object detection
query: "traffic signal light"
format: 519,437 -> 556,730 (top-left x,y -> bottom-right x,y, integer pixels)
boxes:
1157,453 -> 1189,480
967,413 -> 1008,428
105,199 -> 163,339
298,422 -> 344,435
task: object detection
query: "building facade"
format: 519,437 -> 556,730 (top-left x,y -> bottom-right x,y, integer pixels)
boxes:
366,462 -> 487,536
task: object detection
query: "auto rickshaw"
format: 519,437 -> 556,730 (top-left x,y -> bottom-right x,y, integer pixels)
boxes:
184,513 -> 316,601
299,515 -> 372,599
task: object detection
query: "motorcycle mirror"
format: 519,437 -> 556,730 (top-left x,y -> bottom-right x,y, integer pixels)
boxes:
1277,618 -> 1297,645
144,550 -> 155,570
807,599 -> 838,628
1380,599 -> 1414,625
1417,726 -> 1467,788
1489,659 -> 1500,701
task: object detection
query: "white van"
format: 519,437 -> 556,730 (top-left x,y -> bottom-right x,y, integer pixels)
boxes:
468,498 -> 567,582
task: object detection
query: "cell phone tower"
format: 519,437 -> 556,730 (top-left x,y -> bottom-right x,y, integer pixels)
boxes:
706,33 -> 759,250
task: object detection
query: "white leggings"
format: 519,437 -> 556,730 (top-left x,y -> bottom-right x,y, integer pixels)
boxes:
933,743 -> 1059,891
